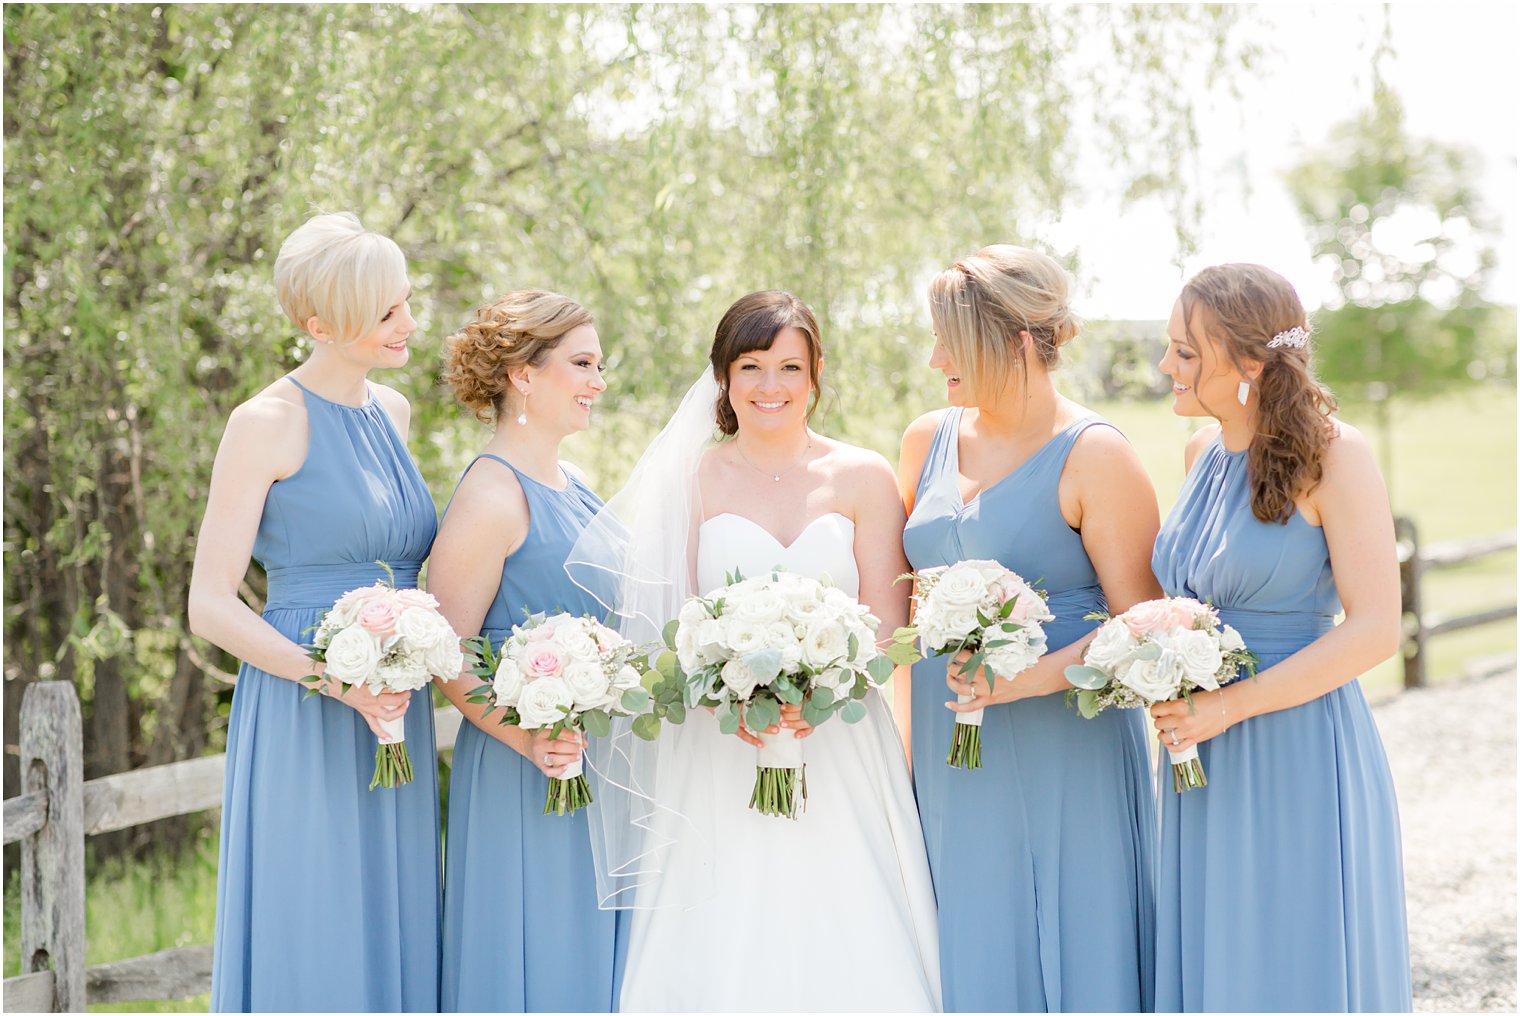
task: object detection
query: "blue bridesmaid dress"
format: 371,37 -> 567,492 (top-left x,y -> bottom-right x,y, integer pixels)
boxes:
905,408 -> 1157,1013
211,377 -> 441,1012
1151,434 -> 1412,1012
439,454 -> 622,1012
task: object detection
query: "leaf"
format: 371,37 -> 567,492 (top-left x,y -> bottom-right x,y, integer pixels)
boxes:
846,632 -> 859,661
717,707 -> 740,736
742,647 -> 783,683
632,713 -> 662,741
1077,689 -> 1100,719
581,709 -> 612,738
1064,664 -> 1110,690
866,655 -> 896,682
886,642 -> 922,666
662,619 -> 680,650
620,687 -> 651,712
802,700 -> 832,727
839,699 -> 868,723
665,702 -> 686,725
810,687 -> 835,709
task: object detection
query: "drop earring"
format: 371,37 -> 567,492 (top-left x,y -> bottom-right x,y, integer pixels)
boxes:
1237,381 -> 1250,406
517,389 -> 528,426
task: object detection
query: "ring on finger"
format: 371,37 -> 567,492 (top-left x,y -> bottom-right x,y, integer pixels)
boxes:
1169,729 -> 1180,746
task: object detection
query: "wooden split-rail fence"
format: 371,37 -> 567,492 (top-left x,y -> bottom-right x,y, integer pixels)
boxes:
2,517 -> 1513,1011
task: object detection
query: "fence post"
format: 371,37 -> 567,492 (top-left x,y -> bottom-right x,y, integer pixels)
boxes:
20,682 -> 86,1012
1396,515 -> 1426,690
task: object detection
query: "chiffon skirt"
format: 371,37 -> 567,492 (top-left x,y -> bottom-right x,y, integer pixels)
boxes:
212,603 -> 442,1013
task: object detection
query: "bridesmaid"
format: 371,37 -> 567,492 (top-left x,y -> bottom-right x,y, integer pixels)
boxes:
190,213 -> 440,1012
1149,264 -> 1411,1011
899,245 -> 1161,1012
428,290 -> 620,1012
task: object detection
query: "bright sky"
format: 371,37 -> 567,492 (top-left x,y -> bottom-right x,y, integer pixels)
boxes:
1044,3 -> 1519,319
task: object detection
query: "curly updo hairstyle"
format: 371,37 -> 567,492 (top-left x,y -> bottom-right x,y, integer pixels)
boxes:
928,244 -> 1082,403
444,290 -> 593,423
1180,264 -> 1337,525
709,290 -> 824,436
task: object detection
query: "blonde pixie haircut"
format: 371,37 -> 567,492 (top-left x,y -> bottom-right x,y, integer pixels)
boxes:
928,244 -> 1082,402
274,212 -> 408,343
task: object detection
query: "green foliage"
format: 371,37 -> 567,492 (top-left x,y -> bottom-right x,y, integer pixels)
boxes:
3,4 -> 1243,796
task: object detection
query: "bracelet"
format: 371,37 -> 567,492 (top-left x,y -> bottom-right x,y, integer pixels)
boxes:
1218,690 -> 1229,727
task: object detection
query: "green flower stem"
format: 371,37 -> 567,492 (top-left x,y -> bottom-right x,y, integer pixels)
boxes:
749,765 -> 807,819
947,722 -> 982,769
1171,758 -> 1208,792
370,743 -> 415,790
544,774 -> 594,816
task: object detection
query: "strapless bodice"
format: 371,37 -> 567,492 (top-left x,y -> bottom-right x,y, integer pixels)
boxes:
696,512 -> 858,596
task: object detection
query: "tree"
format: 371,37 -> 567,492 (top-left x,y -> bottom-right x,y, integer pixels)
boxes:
4,3 -> 1247,856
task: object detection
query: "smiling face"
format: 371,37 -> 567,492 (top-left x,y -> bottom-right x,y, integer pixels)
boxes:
517,323 -> 607,434
1158,297 -> 1254,419
725,325 -> 815,435
927,330 -> 970,406
328,284 -> 417,369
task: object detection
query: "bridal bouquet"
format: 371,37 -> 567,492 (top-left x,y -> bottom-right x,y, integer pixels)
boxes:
888,560 -> 1053,769
1064,597 -> 1258,791
468,612 -> 656,816
662,570 -> 894,818
306,579 -> 465,790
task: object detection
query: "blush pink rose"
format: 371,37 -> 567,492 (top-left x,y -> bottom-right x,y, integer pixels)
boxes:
523,644 -> 564,679
337,584 -> 388,612
1120,599 -> 1179,638
358,595 -> 403,636
526,623 -> 558,643
595,629 -> 620,654
394,588 -> 439,611
1167,598 -> 1216,630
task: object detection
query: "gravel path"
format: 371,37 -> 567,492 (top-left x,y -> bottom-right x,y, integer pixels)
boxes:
1375,669 -> 1517,1012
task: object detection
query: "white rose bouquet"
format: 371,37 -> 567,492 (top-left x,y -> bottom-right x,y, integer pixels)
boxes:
467,612 -> 658,816
1063,596 -> 1258,791
888,560 -> 1054,769
657,570 -> 894,819
306,576 -> 465,790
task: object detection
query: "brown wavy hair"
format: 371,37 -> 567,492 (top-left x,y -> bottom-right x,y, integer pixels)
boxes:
928,244 -> 1082,403
709,291 -> 823,436
1180,264 -> 1337,524
444,290 -> 592,423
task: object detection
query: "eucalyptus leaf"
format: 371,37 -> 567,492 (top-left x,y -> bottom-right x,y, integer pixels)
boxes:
867,654 -> 896,681
1064,664 -> 1111,690
632,713 -> 662,741
839,699 -> 868,723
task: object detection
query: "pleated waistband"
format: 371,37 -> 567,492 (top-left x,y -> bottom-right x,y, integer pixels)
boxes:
1216,606 -> 1334,657
264,561 -> 423,611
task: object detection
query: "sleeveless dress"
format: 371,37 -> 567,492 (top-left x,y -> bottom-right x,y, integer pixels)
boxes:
904,408 -> 1157,1013
211,377 -> 440,1013
1151,434 -> 1412,1012
617,511 -> 942,1012
438,454 -> 623,1012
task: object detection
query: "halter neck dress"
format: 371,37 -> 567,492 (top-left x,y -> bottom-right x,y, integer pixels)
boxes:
211,376 -> 440,1012
904,407 -> 1156,1012
438,453 -> 624,1012
1150,433 -> 1411,1011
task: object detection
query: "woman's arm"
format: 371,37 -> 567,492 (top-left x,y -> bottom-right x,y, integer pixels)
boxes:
853,452 -> 913,756
948,424 -> 1163,708
1151,424 -> 1401,749
186,393 -> 409,736
427,460 -> 581,776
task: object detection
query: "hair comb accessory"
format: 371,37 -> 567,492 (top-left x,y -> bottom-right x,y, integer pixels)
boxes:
1267,326 -> 1309,349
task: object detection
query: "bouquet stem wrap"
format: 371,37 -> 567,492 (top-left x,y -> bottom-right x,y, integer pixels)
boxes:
751,731 -> 807,819
371,715 -> 414,790
1166,743 -> 1207,792
545,754 -> 593,817
947,693 -> 984,769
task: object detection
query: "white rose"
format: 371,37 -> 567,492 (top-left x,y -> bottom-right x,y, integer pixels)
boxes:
323,625 -> 382,684
937,606 -> 981,644
1219,625 -> 1246,653
929,565 -> 988,611
563,659 -> 612,706
675,625 -> 702,674
695,618 -> 727,659
1173,629 -> 1224,690
764,621 -> 804,670
395,606 -> 451,648
720,658 -> 759,699
1083,619 -> 1135,673
614,664 -> 643,693
813,665 -> 851,693
802,619 -> 849,669
734,587 -> 787,625
493,657 -> 526,705
516,676 -> 575,728
785,596 -> 828,626
373,647 -> 428,693
423,637 -> 465,682
1114,655 -> 1177,703
724,618 -> 769,655
985,643 -> 1038,680
559,630 -> 602,664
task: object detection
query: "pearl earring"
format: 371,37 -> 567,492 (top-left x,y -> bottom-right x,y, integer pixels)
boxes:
517,389 -> 528,426
1237,381 -> 1250,406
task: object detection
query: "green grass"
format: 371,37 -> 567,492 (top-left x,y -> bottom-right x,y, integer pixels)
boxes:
5,831 -> 219,1012
4,389 -> 1511,1006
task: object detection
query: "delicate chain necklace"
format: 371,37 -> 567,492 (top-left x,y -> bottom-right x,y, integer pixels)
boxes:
735,436 -> 813,482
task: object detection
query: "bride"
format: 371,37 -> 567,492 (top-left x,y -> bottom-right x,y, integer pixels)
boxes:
569,291 -> 940,1012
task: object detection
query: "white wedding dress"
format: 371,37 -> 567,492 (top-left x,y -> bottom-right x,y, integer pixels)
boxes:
617,511 -> 942,1013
